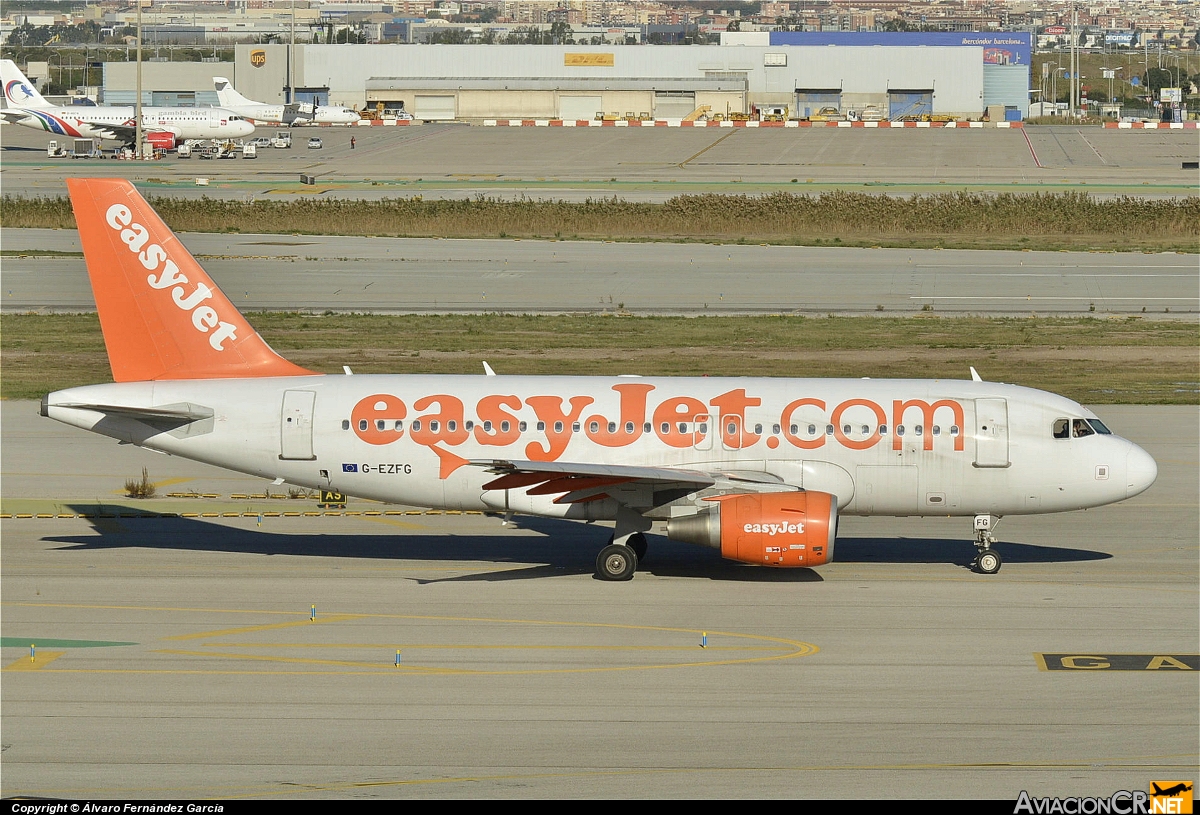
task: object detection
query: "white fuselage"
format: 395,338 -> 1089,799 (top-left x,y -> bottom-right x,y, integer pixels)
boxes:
45,375 -> 1157,520
216,103 -> 291,125
220,102 -> 360,125
305,105 -> 361,124
6,105 -> 255,140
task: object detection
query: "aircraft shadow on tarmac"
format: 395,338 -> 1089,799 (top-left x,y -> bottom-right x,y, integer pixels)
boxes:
45,506 -> 1110,583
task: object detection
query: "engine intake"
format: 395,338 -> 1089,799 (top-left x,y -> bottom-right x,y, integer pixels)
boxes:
666,491 -> 837,567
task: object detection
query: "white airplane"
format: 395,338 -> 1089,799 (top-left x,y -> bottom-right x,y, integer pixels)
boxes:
213,77 -> 360,125
43,179 -> 1158,581
1,60 -> 254,148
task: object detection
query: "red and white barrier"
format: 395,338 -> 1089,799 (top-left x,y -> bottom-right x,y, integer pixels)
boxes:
286,119 -> 417,126
482,118 -> 1024,128
1103,121 -> 1198,129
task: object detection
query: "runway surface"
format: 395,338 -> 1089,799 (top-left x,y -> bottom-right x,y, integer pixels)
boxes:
2,123 -> 1197,200
1,402 -> 1196,799
4,228 -> 1197,316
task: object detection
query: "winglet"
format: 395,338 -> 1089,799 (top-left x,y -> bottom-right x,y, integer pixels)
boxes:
66,178 -> 316,382
970,366 -> 983,382
483,361 -> 496,376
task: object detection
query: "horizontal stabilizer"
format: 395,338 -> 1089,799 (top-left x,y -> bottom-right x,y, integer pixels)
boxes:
47,401 -> 214,423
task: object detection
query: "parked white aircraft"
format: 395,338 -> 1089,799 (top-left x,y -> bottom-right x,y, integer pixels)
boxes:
1,60 -> 254,148
43,179 -> 1158,580
213,77 -> 360,125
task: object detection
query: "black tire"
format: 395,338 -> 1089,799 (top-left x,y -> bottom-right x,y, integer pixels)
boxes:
596,543 -> 637,581
975,550 -> 1002,575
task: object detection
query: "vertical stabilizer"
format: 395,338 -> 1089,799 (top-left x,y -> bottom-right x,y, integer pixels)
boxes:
66,178 -> 316,382
212,77 -> 259,108
2,59 -> 51,108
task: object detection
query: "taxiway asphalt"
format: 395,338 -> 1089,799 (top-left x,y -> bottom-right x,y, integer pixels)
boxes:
1,402 -> 1196,799
3,228 -> 1197,316
2,123 -> 1198,200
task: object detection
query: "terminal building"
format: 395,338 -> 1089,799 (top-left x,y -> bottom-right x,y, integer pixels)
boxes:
101,32 -> 1031,122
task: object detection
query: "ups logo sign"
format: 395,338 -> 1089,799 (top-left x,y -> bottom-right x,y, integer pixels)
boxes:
250,49 -> 266,68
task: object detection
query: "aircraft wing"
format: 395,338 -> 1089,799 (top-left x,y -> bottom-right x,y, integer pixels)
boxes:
60,121 -> 176,145
79,121 -> 139,144
471,458 -> 791,509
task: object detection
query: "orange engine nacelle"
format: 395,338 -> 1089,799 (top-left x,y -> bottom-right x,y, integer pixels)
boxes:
665,491 -> 837,567
145,131 -> 177,150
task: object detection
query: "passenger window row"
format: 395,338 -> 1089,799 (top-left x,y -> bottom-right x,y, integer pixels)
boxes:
339,417 -> 963,440
788,423 -> 959,437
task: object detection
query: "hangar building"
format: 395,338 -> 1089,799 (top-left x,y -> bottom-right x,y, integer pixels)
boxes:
230,41 -> 992,121
99,34 -> 1029,122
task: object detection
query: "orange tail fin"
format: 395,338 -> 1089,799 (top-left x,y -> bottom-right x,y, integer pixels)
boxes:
67,178 -> 314,382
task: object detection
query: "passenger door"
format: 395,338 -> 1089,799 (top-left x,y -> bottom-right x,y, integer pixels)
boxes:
973,398 -> 1010,468
280,390 -> 316,461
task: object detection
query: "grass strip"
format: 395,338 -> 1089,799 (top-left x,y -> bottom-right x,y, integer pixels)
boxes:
3,191 -> 1197,252
3,313 -> 1195,405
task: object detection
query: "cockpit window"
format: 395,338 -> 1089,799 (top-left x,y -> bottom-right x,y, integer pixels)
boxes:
1056,418 -> 1107,439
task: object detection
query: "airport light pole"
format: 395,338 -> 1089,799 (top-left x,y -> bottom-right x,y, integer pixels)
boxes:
135,0 -> 143,156
1075,8 -> 1084,121
287,0 -> 295,105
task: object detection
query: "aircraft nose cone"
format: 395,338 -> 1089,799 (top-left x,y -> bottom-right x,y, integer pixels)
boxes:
1125,444 -> 1157,498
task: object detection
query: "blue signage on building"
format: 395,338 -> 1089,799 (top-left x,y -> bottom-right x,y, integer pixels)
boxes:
768,32 -> 1032,66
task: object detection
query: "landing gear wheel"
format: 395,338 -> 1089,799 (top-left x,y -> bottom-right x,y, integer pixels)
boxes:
627,532 -> 648,563
596,544 -> 637,581
975,550 -> 1002,575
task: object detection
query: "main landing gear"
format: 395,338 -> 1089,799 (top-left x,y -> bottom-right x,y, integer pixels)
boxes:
595,532 -> 647,581
972,514 -> 1002,574
595,508 -> 652,581
596,542 -> 637,581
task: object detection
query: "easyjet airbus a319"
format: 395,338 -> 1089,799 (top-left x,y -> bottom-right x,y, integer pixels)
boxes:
42,179 -> 1158,580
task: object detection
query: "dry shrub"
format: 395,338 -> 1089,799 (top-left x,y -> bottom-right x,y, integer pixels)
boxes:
2,191 -> 1196,243
124,466 -> 156,499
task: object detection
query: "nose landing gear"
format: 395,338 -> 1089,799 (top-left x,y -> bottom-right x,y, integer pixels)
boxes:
972,514 -> 1003,574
